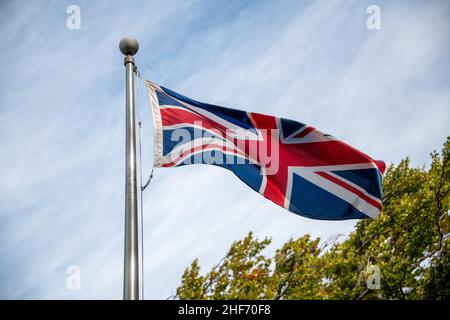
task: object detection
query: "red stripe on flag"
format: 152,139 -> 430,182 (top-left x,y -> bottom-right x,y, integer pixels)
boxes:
160,108 -> 228,133
293,126 -> 315,138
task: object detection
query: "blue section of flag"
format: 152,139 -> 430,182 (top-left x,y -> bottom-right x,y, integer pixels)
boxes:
288,173 -> 367,220
279,118 -> 306,137
172,150 -> 263,193
156,90 -> 184,108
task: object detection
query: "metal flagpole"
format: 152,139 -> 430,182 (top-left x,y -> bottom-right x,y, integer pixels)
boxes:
119,37 -> 139,300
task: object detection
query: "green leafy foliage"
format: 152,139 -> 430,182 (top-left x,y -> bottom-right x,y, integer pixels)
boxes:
176,138 -> 450,300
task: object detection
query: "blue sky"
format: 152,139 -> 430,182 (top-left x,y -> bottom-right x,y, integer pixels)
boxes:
0,0 -> 448,299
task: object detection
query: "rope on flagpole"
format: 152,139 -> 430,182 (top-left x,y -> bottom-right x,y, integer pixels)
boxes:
135,67 -> 157,300
134,67 -> 144,300
141,167 -> 154,191
135,68 -> 155,192
135,67 -> 160,300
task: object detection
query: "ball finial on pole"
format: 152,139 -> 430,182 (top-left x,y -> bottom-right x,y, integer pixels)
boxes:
119,37 -> 139,56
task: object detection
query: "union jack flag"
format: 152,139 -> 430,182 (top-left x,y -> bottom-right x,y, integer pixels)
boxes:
145,81 -> 385,220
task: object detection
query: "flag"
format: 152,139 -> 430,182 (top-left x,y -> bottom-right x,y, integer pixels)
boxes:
145,81 -> 386,220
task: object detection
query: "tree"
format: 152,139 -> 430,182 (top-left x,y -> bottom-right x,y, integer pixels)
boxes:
176,138 -> 450,299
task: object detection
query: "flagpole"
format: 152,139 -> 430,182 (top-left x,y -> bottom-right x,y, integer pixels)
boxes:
120,37 -> 139,300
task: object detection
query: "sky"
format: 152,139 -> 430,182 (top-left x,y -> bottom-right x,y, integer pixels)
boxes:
0,0 -> 448,299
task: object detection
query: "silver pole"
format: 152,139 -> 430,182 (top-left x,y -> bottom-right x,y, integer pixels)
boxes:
119,37 -> 139,300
